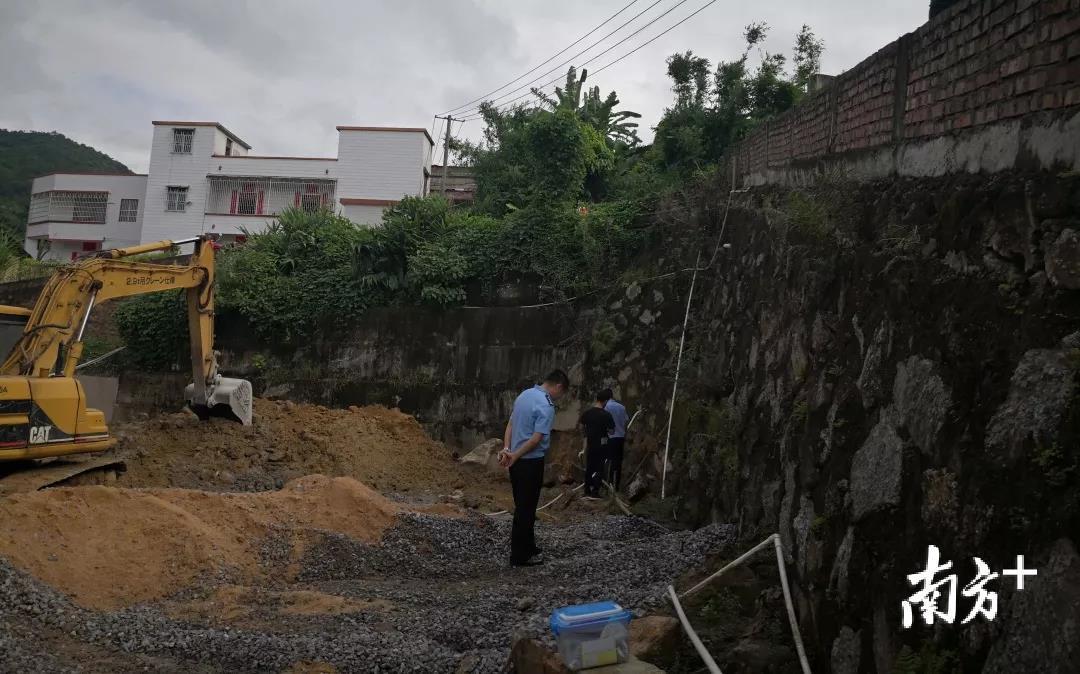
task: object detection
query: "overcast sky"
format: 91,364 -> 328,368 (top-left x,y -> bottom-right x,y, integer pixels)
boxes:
0,0 -> 927,173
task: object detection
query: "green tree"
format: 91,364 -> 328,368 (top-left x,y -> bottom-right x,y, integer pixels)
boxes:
0,129 -> 131,241
651,21 -> 825,173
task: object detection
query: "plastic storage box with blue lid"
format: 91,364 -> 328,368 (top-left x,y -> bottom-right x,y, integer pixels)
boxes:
550,601 -> 633,670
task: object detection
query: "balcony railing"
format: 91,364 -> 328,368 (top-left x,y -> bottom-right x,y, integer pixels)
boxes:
205,177 -> 337,216
27,191 -> 108,225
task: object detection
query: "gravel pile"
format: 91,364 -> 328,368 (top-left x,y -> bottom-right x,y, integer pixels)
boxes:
0,513 -> 734,673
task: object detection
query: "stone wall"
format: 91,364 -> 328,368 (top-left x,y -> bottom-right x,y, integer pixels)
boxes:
215,305 -> 588,452
580,171 -> 1080,671
728,0 -> 1080,185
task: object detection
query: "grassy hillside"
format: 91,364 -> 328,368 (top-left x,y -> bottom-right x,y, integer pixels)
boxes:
0,129 -> 132,243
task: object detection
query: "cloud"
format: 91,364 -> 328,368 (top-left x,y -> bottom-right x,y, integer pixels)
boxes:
0,0 -> 927,172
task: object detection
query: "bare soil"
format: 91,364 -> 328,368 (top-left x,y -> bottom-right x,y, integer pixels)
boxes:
110,399 -> 504,503
0,475 -> 410,609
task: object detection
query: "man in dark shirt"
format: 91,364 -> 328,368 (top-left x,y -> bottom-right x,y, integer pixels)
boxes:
579,392 -> 615,498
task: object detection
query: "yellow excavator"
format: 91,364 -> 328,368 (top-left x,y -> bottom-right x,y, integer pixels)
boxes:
0,235 -> 251,476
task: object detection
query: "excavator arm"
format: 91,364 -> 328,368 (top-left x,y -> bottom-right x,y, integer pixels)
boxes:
0,235 -> 251,427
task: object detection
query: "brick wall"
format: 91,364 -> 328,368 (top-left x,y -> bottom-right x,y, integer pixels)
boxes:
729,0 -> 1080,182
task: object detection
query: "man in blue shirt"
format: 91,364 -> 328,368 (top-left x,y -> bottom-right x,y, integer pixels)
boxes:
601,389 -> 630,490
499,369 -> 569,567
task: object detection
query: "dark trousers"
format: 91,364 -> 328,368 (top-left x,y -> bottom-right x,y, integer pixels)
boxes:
584,438 -> 607,496
607,437 -> 626,490
509,456 -> 545,563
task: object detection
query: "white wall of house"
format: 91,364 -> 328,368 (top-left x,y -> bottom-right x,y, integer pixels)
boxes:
26,120 -> 434,255
336,128 -> 430,201
23,173 -> 147,260
141,123 -> 219,244
341,204 -> 389,226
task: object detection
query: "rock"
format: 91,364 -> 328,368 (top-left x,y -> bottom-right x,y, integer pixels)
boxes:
625,473 -> 649,502
920,468 -> 958,531
516,597 -> 535,612
731,638 -> 794,670
1046,227 -> 1080,289
811,312 -> 834,354
638,309 -> 656,326
891,356 -> 951,457
459,438 -> 506,480
849,415 -> 904,521
629,616 -> 680,661
983,538 -> 1080,673
454,653 -> 480,673
590,656 -> 665,673
510,635 -> 570,674
778,464 -> 797,564
830,626 -> 861,674
872,603 -> 896,674
856,320 -> 890,409
217,470 -> 236,486
986,349 -> 1078,466
262,383 -> 291,400
793,495 -> 815,576
828,527 -> 854,602
1061,330 -> 1080,349
626,283 -> 642,301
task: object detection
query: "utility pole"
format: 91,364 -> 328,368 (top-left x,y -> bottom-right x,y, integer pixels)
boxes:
434,114 -> 453,199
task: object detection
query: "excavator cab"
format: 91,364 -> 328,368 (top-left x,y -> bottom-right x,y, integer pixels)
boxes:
0,306 -> 31,358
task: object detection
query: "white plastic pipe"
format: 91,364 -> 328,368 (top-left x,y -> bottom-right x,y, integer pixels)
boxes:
680,534 -> 779,599
661,250 -> 701,499
667,585 -> 723,674
773,534 -> 812,674
671,533 -> 813,674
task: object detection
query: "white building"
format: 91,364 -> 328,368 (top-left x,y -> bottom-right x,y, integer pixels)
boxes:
26,120 -> 434,261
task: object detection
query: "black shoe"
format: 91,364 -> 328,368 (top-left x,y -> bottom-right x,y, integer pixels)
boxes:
510,557 -> 544,567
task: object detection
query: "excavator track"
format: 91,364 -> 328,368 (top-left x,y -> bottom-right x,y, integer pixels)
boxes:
0,456 -> 126,496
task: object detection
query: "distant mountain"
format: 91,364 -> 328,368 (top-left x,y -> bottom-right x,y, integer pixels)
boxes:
0,129 -> 132,244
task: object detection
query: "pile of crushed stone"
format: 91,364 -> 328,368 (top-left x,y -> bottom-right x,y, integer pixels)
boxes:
112,399 -> 493,498
0,475 -> 448,609
0,511 -> 735,673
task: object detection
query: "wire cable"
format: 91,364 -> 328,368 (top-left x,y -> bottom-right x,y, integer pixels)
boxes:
452,0 -> 672,118
439,0 -> 642,116
457,0 -> 717,121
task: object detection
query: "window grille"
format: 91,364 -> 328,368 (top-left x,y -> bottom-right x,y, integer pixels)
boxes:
172,128 -> 194,154
205,177 -> 337,216
28,193 -> 50,224
27,191 -> 107,224
166,186 -> 188,212
118,198 -> 139,222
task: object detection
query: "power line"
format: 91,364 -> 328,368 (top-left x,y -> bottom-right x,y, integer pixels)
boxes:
453,0 -> 669,118
455,0 -> 691,119
459,0 -> 716,122
439,0 -> 642,117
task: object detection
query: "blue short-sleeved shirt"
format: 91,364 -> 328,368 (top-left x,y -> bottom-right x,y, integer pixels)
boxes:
607,399 -> 629,438
510,385 -> 556,460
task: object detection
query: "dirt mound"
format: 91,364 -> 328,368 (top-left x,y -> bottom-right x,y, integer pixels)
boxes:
0,475 -> 407,609
113,399 -> 474,494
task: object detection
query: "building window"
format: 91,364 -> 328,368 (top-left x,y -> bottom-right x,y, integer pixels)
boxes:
236,184 -> 259,215
172,128 -> 194,154
166,186 -> 188,212
71,193 -> 109,223
82,242 -> 100,252
225,138 -> 233,156
118,198 -> 139,222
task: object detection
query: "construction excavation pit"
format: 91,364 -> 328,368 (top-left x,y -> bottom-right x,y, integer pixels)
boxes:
0,400 -> 738,673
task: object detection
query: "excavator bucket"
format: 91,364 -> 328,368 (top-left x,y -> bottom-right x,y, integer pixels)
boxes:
185,376 -> 253,426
